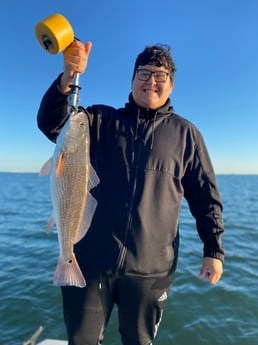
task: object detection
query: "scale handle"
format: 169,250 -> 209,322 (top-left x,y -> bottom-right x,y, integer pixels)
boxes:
67,72 -> 81,111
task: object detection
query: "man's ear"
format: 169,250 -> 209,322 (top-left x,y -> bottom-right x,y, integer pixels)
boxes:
169,80 -> 174,93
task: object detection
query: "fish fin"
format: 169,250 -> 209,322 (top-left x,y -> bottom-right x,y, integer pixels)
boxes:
53,254 -> 86,288
75,193 -> 98,243
88,165 -> 100,190
46,214 -> 56,233
56,153 -> 65,176
39,157 -> 53,176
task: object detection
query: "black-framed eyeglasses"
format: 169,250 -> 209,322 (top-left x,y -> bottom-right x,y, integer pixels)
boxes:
136,69 -> 170,82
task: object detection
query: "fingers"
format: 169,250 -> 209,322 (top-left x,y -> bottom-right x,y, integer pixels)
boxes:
198,257 -> 223,285
199,270 -> 221,284
63,40 -> 92,77
60,41 -> 92,93
85,41 -> 92,55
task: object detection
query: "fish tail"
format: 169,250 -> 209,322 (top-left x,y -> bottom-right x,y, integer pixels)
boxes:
53,254 -> 86,288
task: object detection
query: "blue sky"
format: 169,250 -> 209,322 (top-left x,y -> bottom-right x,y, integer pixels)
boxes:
1,0 -> 257,174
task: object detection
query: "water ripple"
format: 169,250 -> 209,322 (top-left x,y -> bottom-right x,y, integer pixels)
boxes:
1,173 -> 258,344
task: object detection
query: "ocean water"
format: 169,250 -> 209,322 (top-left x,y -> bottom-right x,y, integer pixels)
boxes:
0,173 -> 257,345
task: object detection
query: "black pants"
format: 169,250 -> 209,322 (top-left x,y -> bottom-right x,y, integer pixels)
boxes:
61,269 -> 173,345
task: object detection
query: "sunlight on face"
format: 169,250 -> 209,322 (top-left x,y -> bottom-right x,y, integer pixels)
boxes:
131,64 -> 174,109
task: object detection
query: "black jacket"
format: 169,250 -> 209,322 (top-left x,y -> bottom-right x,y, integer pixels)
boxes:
37,77 -> 224,277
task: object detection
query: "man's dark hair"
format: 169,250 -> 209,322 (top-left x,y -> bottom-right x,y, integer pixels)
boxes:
132,44 -> 176,81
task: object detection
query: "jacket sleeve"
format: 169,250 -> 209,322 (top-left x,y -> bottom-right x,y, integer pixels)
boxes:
182,130 -> 225,262
37,75 -> 70,142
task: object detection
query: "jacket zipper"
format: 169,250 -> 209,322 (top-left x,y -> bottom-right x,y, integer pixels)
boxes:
116,116 -> 151,272
116,146 -> 141,272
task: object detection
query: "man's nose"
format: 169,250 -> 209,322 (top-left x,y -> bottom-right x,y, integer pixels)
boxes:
147,74 -> 156,83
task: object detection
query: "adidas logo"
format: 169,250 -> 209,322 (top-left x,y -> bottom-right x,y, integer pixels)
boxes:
158,291 -> 168,302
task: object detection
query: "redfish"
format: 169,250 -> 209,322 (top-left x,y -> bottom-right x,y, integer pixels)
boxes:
40,111 -> 99,288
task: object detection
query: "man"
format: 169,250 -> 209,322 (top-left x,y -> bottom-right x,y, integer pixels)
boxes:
37,41 -> 224,345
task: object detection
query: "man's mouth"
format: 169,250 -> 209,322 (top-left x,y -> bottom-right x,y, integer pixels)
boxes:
143,88 -> 158,93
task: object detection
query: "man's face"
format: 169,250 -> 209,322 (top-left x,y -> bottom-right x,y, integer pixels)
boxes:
131,64 -> 174,109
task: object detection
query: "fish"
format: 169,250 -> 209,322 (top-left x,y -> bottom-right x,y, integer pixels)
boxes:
40,110 -> 99,288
